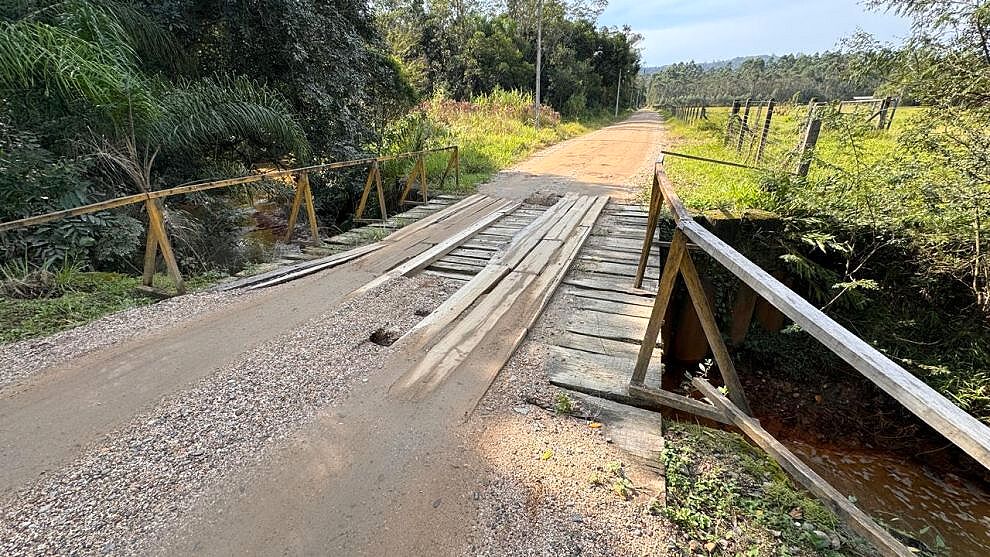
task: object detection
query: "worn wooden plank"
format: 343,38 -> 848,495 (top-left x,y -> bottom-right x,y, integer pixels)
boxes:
434,254 -> 492,267
577,259 -> 660,281
571,297 -> 653,319
428,259 -> 484,275
422,269 -> 471,282
586,235 -> 663,256
564,287 -> 655,308
555,331 -> 658,361
692,378 -> 913,556
448,247 -> 496,260
565,309 -> 649,345
548,346 -> 728,424
563,273 -> 657,295
562,389 -> 665,464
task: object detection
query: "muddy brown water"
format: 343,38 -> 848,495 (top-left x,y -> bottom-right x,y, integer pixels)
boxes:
786,441 -> 990,555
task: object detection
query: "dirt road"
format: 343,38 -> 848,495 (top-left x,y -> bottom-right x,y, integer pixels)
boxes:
480,110 -> 662,201
0,112 -> 663,555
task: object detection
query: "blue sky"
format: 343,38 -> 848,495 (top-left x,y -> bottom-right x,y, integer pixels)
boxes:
598,0 -> 911,67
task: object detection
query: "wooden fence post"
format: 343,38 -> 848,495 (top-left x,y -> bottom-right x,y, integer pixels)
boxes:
796,117 -> 822,177
885,97 -> 899,130
632,230 -> 687,385
284,172 -> 320,244
756,98 -> 775,164
736,99 -> 752,153
877,96 -> 891,130
725,100 -> 741,145
142,199 -> 185,294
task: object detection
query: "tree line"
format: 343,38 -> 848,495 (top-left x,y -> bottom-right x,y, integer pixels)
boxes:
0,0 -> 642,274
645,51 -> 888,106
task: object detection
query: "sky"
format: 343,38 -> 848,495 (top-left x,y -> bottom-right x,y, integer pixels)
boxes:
598,0 -> 912,67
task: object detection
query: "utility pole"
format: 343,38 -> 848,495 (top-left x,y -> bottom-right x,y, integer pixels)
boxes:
614,69 -> 622,117
533,0 -> 543,129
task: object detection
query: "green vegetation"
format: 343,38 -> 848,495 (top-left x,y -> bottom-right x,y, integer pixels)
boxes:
646,51 -> 886,106
661,423 -> 878,557
0,264 -> 221,343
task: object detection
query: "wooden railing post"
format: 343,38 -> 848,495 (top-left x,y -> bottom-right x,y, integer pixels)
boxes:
725,100 -> 741,145
419,153 -> 428,202
142,199 -> 185,294
635,172 -> 663,289
355,160 -> 379,221
756,98 -> 775,164
736,98 -> 752,153
632,230 -> 687,385
284,172 -> 320,244
796,117 -> 822,177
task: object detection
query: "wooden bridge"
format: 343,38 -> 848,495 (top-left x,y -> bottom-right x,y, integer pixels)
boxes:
2,137 -> 988,556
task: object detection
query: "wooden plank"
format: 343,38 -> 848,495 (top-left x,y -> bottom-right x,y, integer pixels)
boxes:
586,235 -> 663,255
434,254 -> 492,267
448,247 -> 496,260
691,378 -> 913,556
555,331 -> 659,361
547,346 -> 728,424
626,383 -> 731,425
679,250 -> 752,414
422,269 -> 471,282
563,273 -> 657,295
577,259 -> 660,281
247,243 -> 382,289
428,260 -> 484,275
572,297 -> 653,319
394,196 -> 604,398
564,288 -> 655,308
561,389 -> 665,464
566,309 -> 649,345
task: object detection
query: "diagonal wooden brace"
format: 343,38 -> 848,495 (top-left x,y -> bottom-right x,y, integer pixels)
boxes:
142,199 -> 185,294
284,172 -> 320,244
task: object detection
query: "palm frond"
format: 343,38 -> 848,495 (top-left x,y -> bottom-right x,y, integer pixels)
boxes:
0,19 -> 152,111
155,76 -> 310,161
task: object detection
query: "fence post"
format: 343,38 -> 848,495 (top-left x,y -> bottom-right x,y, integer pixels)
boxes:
736,98 -> 752,153
725,100 -> 741,145
886,97 -> 899,130
796,117 -> 822,177
142,199 -> 185,294
877,96 -> 891,130
756,98 -> 775,164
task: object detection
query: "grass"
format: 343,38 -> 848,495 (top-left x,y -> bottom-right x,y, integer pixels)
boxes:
0,270 -> 221,344
661,422 -> 879,556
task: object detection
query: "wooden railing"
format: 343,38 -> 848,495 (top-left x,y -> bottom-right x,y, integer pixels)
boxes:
0,146 -> 459,294
630,153 -> 990,556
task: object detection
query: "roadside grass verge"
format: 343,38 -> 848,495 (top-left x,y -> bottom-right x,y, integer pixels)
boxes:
0,270 -> 221,344
662,422 -> 877,556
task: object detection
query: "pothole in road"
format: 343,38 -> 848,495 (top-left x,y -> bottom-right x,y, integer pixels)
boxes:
369,327 -> 400,346
524,191 -> 562,206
